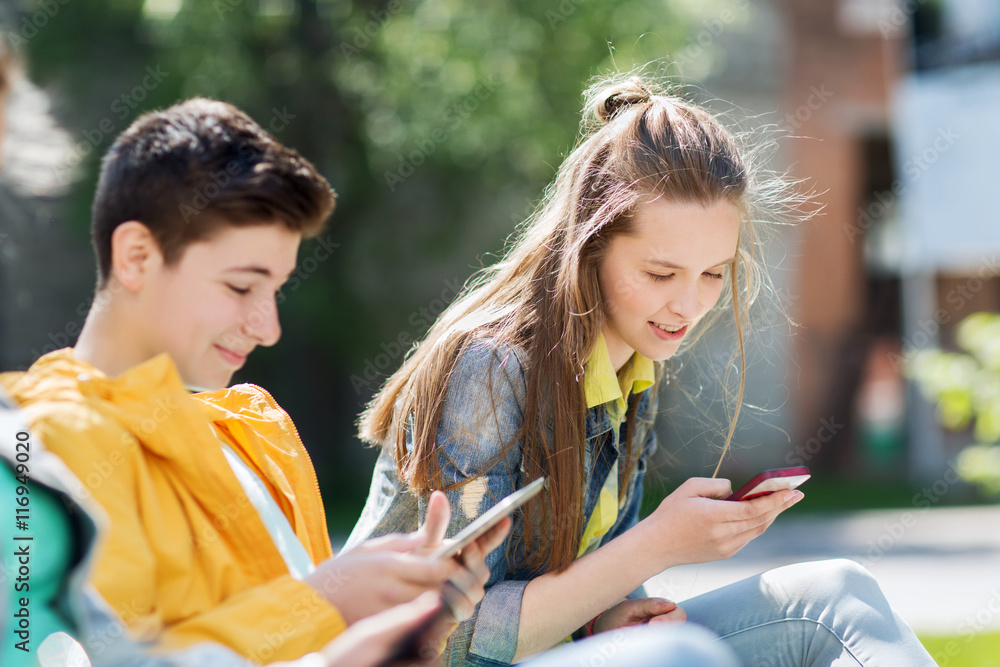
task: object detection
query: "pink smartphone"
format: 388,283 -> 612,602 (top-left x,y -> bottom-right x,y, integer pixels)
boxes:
726,466 -> 810,501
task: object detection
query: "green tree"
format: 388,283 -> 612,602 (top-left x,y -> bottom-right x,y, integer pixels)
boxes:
909,312 -> 1000,497
20,0 -> 745,529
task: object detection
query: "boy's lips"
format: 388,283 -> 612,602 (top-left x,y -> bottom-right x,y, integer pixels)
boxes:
215,345 -> 249,367
649,321 -> 687,342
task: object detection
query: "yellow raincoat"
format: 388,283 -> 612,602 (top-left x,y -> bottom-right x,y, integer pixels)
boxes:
0,349 -> 345,663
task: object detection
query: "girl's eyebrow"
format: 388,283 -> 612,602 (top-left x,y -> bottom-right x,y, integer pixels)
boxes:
648,256 -> 737,269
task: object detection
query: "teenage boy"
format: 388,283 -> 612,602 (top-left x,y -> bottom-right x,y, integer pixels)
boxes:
0,388 -> 496,667
0,98 -> 503,664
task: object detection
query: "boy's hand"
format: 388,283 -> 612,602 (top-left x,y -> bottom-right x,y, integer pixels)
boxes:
272,592 -> 446,667
307,490 -> 510,626
413,490 -> 511,623
438,515 -> 510,622
307,531 -> 459,626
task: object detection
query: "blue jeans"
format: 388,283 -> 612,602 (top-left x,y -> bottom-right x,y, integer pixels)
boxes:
524,625 -> 739,667
682,559 -> 936,666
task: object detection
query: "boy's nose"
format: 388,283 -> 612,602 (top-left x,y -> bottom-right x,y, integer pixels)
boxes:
240,298 -> 282,347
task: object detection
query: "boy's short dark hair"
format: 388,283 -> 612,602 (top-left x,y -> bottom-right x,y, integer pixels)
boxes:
91,98 -> 335,285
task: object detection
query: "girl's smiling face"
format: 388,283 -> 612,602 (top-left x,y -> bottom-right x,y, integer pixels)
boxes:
597,196 -> 741,370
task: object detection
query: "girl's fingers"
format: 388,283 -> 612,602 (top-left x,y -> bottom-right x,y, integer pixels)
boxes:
627,597 -> 677,622
681,477 -> 733,499
725,490 -> 803,526
711,490 -> 803,555
755,489 -> 804,512
649,597 -> 677,613
724,505 -> 789,553
649,606 -> 687,624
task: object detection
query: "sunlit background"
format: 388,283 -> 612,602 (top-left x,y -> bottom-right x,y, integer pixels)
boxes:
1,1 -> 999,663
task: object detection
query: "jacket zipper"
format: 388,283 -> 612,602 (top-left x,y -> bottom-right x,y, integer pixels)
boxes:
251,384 -> 333,556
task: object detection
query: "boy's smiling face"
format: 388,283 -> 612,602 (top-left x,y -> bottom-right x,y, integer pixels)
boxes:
135,223 -> 301,390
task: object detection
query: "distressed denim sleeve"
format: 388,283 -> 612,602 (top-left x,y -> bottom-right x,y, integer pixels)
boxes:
417,340 -> 533,667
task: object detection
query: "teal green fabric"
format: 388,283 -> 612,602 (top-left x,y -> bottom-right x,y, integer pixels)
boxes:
1,461 -> 75,666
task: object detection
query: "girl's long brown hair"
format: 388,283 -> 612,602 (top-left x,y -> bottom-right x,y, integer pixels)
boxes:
359,72 -> 772,574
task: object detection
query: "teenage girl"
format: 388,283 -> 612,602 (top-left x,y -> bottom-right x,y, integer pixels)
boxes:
346,73 -> 935,667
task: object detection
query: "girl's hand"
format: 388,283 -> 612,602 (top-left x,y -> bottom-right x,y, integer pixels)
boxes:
648,603 -> 688,625
593,598 -> 686,633
640,477 -> 803,568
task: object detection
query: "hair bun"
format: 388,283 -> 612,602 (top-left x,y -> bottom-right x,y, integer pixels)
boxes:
596,79 -> 652,123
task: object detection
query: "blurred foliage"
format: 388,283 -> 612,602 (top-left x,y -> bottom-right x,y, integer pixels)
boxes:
13,0 -> 743,531
918,631 -> 1000,667
909,312 -> 1000,498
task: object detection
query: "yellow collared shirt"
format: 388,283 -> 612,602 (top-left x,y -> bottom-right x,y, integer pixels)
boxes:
577,333 -> 655,557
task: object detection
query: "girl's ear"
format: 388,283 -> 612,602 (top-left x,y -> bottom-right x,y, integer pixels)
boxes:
109,221 -> 163,292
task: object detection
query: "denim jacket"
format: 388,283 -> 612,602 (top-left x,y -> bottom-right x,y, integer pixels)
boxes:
346,339 -> 660,667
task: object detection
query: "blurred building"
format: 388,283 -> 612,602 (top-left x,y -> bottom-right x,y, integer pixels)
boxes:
660,0 -> 1000,485
780,0 -> 909,479
893,0 -> 1000,481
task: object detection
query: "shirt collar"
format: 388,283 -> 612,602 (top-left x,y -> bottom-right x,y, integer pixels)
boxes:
583,332 -> 655,410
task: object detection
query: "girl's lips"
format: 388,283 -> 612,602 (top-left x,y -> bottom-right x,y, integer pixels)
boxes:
215,345 -> 248,367
649,322 -> 687,342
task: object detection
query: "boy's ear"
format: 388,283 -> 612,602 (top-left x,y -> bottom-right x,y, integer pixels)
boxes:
109,221 -> 163,291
